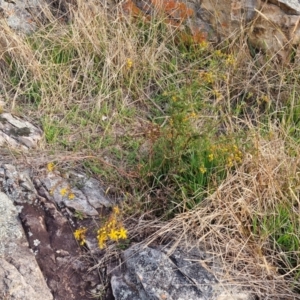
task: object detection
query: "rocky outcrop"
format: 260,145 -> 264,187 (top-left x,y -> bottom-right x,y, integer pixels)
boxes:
111,245 -> 254,300
2,0 -> 300,60
121,0 -> 300,61
0,158 -> 256,300
0,192 -> 53,300
0,163 -> 114,300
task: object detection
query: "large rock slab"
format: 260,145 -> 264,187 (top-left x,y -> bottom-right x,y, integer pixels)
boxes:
111,244 -> 254,300
0,163 -> 113,216
0,192 -> 53,300
0,164 -> 107,300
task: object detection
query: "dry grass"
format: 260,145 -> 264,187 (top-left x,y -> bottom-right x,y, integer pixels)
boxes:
143,129 -> 300,299
1,1 -> 175,157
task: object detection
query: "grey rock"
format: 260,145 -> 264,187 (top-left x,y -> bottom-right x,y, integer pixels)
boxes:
111,275 -> 142,300
69,172 -> 113,208
0,132 -> 28,151
0,164 -> 37,204
0,192 -> 53,300
0,113 -> 42,150
269,0 -> 300,14
40,171 -> 113,216
0,161 -> 113,216
0,0 -> 46,34
111,245 -> 254,300
41,173 -> 99,216
122,245 -> 210,300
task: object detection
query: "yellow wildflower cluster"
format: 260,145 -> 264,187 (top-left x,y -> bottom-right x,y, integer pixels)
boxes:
97,206 -> 127,249
74,227 -> 87,246
226,144 -> 243,167
225,54 -> 235,66
183,112 -> 197,122
199,71 -> 214,84
213,49 -> 235,66
208,143 -> 243,168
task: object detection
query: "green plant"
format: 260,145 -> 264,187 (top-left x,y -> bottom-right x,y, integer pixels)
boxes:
74,210 -> 85,220
142,85 -> 244,211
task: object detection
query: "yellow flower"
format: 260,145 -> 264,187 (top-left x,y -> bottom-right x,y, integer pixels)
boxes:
118,227 -> 127,239
97,233 -> 107,249
208,153 -> 214,161
126,58 -> 133,69
200,72 -> 214,84
189,112 -> 197,118
74,227 -> 87,246
225,54 -> 235,65
214,50 -> 223,57
60,188 -> 68,196
108,229 -> 119,241
68,193 -> 75,200
107,218 -> 117,228
200,41 -> 209,49
47,162 -> 55,172
113,206 -> 120,215
199,166 -> 207,174
227,160 -> 233,168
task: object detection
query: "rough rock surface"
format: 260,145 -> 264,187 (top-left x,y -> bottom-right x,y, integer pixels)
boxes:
111,245 -> 254,300
2,0 -> 300,61
39,170 -> 113,216
0,192 -> 53,300
0,113 -> 42,150
122,0 -> 300,61
0,163 -> 114,300
0,0 -> 44,34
